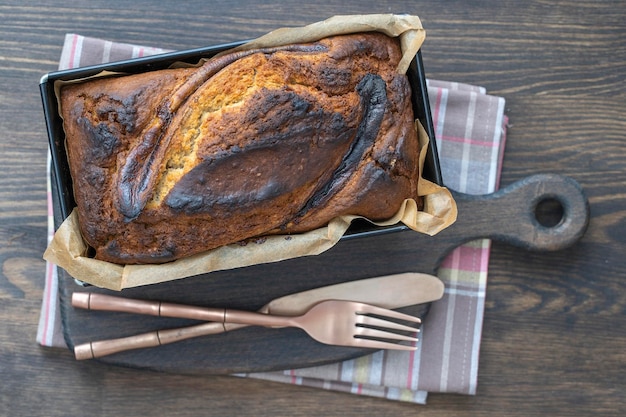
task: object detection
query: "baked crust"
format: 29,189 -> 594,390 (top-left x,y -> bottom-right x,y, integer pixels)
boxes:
60,32 -> 420,264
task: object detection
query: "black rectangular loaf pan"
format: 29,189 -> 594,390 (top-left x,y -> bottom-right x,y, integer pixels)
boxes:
44,39 -> 447,373
40,39 -> 443,240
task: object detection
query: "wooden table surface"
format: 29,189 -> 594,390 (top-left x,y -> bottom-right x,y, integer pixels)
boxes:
1,0 -> 624,415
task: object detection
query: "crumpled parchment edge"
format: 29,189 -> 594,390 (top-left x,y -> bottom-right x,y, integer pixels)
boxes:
43,14 -> 457,290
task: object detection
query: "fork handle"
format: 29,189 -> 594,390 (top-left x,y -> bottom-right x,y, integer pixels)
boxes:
224,309 -> 296,328
71,292 -> 294,360
73,292 -> 297,327
72,292 -> 226,322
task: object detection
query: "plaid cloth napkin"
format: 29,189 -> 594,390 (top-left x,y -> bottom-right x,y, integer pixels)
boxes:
37,34 -> 507,405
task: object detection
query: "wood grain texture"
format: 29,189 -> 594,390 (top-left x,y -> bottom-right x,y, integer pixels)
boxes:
1,0 -> 625,415
56,173 -> 588,374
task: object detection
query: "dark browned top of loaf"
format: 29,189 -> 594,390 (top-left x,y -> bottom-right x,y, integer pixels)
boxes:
60,32 -> 419,264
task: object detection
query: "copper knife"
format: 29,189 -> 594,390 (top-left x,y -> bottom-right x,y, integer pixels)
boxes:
72,272 -> 444,360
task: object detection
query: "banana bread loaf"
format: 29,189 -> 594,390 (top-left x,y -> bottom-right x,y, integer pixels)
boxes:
59,32 -> 420,264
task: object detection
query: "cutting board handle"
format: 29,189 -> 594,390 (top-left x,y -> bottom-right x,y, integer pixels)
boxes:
445,173 -> 589,252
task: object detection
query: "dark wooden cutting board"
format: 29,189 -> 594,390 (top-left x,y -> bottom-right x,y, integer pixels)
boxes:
58,173 -> 588,374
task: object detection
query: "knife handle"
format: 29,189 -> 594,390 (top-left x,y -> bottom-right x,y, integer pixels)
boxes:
71,292 -> 291,359
73,321 -> 249,360
71,292 -> 257,359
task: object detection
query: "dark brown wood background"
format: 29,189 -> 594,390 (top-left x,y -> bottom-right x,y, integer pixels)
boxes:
1,0 -> 624,415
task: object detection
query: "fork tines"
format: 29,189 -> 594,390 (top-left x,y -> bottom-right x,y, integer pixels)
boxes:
354,304 -> 421,351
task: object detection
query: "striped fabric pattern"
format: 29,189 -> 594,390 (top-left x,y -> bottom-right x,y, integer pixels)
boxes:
245,79 -> 507,402
37,34 -> 507,405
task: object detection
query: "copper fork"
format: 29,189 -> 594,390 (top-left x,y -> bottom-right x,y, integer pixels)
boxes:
72,292 -> 421,356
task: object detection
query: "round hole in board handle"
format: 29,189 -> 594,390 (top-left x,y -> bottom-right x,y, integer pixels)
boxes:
534,197 -> 565,228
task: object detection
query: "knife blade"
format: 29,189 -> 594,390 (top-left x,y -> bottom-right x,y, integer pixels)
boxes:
267,272 -> 443,315
73,272 -> 444,360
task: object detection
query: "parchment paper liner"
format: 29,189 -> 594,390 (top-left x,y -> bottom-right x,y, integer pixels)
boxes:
43,14 -> 457,290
